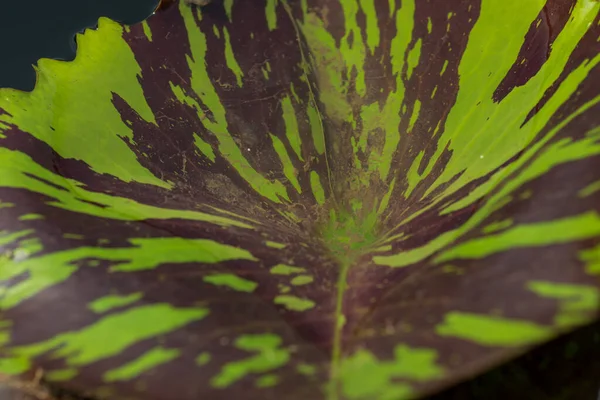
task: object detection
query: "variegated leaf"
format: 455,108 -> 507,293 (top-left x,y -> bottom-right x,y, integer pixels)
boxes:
0,0 -> 599,399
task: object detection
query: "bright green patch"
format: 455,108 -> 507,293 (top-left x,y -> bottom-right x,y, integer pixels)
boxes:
265,241 -> 286,249
45,368 -> 78,382
270,133 -> 301,193
290,275 -> 314,286
374,228 -> 460,268
296,363 -> 316,376
256,374 -> 279,387
339,345 -> 443,400
0,355 -> 29,375
194,133 -> 216,162
281,96 -> 304,161
579,180 -> 600,197
5,305 -> 207,367
0,237 -> 257,309
18,214 -> 44,221
223,28 -> 244,87
274,295 -> 315,311
196,352 -> 211,366
270,264 -> 306,275
104,347 -> 180,382
211,334 -> 290,388
0,230 -> 33,247
310,171 -> 326,205
203,273 -> 258,293
436,312 -> 553,346
88,293 -> 142,313
528,281 -> 599,327
436,212 -> 600,263
581,244 -> 600,274
265,0 -> 279,31
482,219 -> 513,234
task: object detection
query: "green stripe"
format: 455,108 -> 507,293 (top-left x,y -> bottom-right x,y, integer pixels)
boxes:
339,345 -> 443,400
265,0 -> 279,31
0,237 -> 257,309
528,281 -> 599,327
211,334 -> 290,388
436,312 -> 552,346
0,149 -> 253,229
203,273 -> 258,292
0,230 -> 33,246
436,212 -> 600,263
9,304 -> 208,366
281,96 -> 304,161
223,28 -> 244,87
104,347 -> 180,382
274,295 -> 315,311
270,133 -> 301,193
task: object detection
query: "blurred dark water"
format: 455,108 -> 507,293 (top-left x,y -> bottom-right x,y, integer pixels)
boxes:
0,0 -> 159,91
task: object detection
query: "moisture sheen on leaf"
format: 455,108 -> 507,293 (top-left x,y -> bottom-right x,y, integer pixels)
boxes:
0,0 -> 598,399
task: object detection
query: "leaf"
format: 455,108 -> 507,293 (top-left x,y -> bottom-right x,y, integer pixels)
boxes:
0,0 -> 598,399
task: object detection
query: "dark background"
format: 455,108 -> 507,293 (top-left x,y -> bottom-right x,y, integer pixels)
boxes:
0,0 -> 158,91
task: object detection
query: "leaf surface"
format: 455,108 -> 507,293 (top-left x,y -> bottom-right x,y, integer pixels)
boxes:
0,0 -> 599,399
